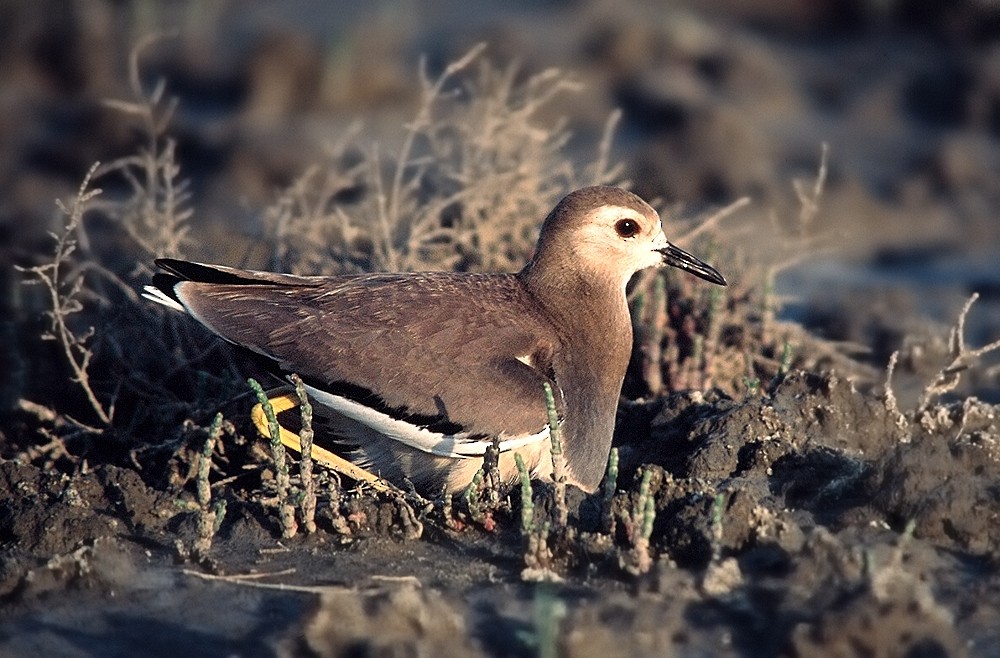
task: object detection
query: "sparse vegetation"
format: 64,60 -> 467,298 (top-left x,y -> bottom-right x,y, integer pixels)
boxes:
100,32 -> 191,263
290,374 -> 318,534
15,164 -> 110,431
14,37 -> 998,571
248,377 -> 297,538
6,19 -> 1000,656
193,412 -> 228,557
618,466 -> 656,575
263,43 -> 624,278
883,292 -> 1000,435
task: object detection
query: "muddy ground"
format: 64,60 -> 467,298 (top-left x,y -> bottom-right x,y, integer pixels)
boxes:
3,369 -> 999,656
3,1 -> 1000,657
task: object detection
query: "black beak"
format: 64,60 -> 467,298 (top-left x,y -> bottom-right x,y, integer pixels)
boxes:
657,243 -> 727,286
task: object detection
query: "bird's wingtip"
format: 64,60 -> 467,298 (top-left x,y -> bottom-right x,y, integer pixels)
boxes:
142,284 -> 185,312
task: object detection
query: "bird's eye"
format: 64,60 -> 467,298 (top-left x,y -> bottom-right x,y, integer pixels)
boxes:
614,218 -> 641,239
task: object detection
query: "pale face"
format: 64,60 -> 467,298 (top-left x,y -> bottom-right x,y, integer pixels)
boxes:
527,188 -> 727,291
574,203 -> 669,285
571,202 -> 727,289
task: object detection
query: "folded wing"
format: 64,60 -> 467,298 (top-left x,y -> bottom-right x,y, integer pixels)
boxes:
148,259 -> 562,451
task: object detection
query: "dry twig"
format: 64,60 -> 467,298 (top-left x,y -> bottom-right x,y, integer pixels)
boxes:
100,32 -> 190,261
16,164 -> 110,430
916,293 -> 1000,414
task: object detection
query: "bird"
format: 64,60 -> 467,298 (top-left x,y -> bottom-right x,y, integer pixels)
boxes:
144,186 -> 726,494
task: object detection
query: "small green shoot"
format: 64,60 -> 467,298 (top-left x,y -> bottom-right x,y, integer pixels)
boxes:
193,412 -> 225,556
711,492 -> 725,564
542,382 -> 568,528
291,373 -> 317,534
464,470 -> 485,523
622,466 -> 656,575
515,452 -> 534,535
248,377 -> 297,538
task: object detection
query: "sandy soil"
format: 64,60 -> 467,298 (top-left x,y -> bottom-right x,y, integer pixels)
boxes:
3,1 -> 1000,656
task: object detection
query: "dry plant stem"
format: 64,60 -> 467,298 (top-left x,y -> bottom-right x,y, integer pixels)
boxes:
267,166 -> 314,271
542,382 -> 568,528
248,378 -> 297,539
391,43 -> 485,222
16,163 -> 110,429
374,43 -> 487,270
916,293 -> 1000,414
21,428 -> 72,466
759,143 -> 832,346
100,32 -> 190,260
587,108 -> 624,186
675,196 -> 752,248
794,142 -> 829,234
291,374 -> 317,534
269,49 -> 621,279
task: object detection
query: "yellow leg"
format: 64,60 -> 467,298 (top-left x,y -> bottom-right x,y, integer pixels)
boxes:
251,392 -> 396,493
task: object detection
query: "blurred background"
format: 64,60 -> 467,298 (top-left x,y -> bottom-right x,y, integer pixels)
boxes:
3,0 -> 1000,402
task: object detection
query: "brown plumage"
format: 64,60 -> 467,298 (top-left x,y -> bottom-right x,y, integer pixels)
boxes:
145,186 -> 726,493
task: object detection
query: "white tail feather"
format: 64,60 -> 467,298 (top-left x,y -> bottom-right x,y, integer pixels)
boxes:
142,285 -> 185,312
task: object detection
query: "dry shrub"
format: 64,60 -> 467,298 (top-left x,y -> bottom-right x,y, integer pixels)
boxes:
264,43 -> 623,276
11,36 -> 232,463
99,33 -> 191,265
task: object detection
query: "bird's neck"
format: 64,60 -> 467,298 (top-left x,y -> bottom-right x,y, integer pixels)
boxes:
518,258 -> 631,348
517,256 -> 634,406
518,258 -> 634,491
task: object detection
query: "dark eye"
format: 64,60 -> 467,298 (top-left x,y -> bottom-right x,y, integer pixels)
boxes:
614,218 -> 641,238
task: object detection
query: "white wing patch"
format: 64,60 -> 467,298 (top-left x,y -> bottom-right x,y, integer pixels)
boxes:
142,285 -> 185,312
305,384 -> 551,458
